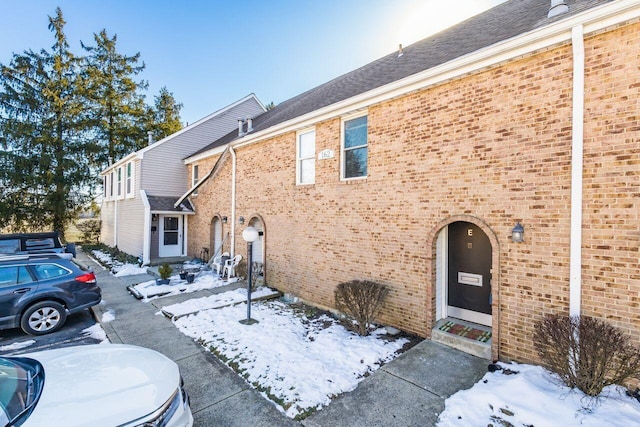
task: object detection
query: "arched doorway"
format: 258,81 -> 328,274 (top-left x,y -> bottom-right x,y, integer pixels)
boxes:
436,220 -> 493,326
247,216 -> 265,284
210,216 -> 224,259
248,217 -> 264,264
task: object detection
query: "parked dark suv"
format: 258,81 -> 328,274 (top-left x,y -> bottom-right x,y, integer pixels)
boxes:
0,231 -> 76,257
0,253 -> 101,335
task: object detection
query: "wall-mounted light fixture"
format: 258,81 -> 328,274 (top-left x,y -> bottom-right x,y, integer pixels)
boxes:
222,216 -> 228,224
238,216 -> 245,225
511,222 -> 525,243
152,214 -> 158,222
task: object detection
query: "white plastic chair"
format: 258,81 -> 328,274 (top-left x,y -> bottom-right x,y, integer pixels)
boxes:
211,252 -> 230,275
222,254 -> 242,280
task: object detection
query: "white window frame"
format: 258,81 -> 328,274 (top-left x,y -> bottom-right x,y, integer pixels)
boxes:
103,176 -> 107,198
109,171 -> 114,199
117,167 -> 123,198
296,127 -> 316,185
125,162 -> 134,198
341,112 -> 368,180
192,164 -> 199,196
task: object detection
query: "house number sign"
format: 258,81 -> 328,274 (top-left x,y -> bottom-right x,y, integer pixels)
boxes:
318,149 -> 334,160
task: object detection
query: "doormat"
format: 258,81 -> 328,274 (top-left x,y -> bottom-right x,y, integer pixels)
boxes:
438,320 -> 492,343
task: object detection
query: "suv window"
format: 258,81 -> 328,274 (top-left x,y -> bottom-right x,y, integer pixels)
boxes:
0,266 -> 33,287
0,240 -> 20,254
32,263 -> 70,280
25,238 -> 56,251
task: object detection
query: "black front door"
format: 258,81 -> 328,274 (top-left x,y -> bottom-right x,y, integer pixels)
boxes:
447,221 -> 492,316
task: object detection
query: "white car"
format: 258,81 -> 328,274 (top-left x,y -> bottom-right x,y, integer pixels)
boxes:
0,344 -> 193,426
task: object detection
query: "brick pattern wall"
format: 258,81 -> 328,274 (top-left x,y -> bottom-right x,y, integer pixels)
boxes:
188,23 -> 639,366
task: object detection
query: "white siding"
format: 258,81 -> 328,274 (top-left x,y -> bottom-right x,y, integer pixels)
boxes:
115,196 -> 146,257
100,200 -> 116,246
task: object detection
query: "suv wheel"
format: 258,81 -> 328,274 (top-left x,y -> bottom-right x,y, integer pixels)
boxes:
21,301 -> 67,335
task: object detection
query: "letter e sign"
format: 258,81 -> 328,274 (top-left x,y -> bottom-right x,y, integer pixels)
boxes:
467,228 -> 473,236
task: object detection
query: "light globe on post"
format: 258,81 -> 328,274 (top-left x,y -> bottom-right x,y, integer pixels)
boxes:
240,226 -> 259,325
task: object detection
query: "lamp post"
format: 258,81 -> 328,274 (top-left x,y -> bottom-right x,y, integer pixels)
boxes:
239,226 -> 259,325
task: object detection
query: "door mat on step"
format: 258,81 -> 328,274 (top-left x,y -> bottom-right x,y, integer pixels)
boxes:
439,321 -> 492,343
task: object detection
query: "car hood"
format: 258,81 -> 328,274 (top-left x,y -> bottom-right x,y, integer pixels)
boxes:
22,344 -> 179,427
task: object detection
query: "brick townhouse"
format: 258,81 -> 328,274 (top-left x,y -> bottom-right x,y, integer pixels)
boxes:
175,0 -> 639,365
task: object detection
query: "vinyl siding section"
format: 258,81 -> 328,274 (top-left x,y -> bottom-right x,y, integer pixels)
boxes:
142,99 -> 264,196
100,200 -> 116,246
115,195 -> 146,257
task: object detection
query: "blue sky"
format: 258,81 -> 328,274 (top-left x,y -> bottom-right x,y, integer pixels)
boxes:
0,0 -> 505,125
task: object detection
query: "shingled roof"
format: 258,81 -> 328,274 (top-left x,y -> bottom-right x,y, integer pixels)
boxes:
190,0 -> 611,157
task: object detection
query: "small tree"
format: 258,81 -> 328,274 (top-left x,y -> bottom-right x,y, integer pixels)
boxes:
334,280 -> 389,336
77,219 -> 101,243
158,263 -> 172,280
533,314 -> 640,397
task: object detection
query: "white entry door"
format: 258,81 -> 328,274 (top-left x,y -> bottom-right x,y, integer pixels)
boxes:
159,215 -> 182,257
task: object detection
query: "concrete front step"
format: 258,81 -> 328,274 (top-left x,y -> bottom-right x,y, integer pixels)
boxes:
431,318 -> 492,360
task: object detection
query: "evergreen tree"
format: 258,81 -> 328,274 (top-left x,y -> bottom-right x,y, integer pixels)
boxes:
0,8 -> 91,237
80,29 -> 148,167
147,86 -> 183,141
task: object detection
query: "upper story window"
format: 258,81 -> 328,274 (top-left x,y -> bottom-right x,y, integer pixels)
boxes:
342,114 -> 368,179
109,171 -> 114,198
103,176 -> 107,198
125,162 -> 134,197
192,164 -> 199,196
296,128 -> 315,185
116,167 -> 122,197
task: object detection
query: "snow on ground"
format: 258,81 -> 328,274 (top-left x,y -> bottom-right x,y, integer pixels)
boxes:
91,249 -> 146,276
171,296 -> 409,419
0,340 -> 36,352
131,273 -> 239,301
113,263 -> 149,277
438,362 -> 640,427
162,286 -> 280,318
101,309 -> 115,323
81,324 -> 109,343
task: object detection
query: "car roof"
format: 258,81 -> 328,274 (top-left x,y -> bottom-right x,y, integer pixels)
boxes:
0,253 -> 73,263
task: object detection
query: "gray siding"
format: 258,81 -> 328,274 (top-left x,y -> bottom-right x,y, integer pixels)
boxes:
142,98 -> 264,196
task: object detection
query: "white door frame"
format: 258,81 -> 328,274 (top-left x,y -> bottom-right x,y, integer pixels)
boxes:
158,214 -> 183,258
436,224 -> 492,327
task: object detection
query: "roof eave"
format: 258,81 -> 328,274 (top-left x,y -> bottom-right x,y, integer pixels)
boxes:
188,0 -> 638,160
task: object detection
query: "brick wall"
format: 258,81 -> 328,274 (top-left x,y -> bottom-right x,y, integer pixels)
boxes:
188,22 -> 639,366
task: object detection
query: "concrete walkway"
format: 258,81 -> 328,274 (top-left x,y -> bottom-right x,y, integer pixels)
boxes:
82,250 -> 488,426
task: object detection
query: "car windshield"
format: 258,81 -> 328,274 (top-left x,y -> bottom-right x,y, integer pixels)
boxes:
0,357 -> 44,426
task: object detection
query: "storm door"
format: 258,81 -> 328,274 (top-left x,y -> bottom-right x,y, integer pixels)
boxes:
159,215 -> 182,257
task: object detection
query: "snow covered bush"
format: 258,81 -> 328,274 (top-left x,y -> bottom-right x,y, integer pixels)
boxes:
533,314 -> 640,397
334,280 -> 388,336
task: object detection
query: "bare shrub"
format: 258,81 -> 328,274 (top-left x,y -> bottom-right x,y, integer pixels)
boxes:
533,314 -> 640,396
334,280 -> 389,336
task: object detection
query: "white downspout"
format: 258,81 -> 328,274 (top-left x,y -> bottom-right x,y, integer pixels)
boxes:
569,25 -> 584,317
140,190 -> 151,266
114,198 -> 118,248
229,145 -> 237,257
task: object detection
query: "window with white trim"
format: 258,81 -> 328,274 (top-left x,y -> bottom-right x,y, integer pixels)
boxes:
192,164 -> 199,196
103,176 -> 107,198
109,171 -> 114,198
342,114 -> 368,179
125,162 -> 134,197
117,167 -> 123,198
296,129 -> 315,185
